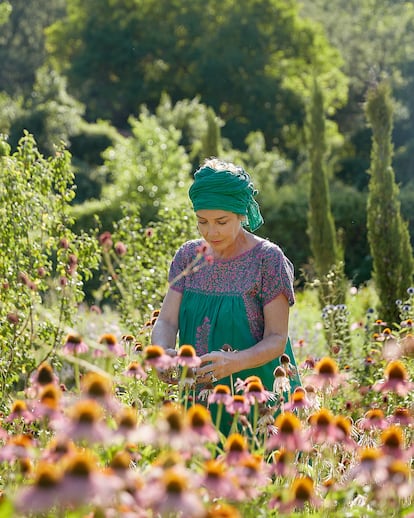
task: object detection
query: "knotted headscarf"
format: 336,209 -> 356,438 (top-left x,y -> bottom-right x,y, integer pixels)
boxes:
188,166 -> 264,232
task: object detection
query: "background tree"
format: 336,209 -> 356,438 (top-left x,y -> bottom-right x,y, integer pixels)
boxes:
0,0 -> 65,96
365,81 -> 414,323
46,0 -> 347,155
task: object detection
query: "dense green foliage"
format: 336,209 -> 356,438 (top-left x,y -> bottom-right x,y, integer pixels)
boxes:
1,0 -> 414,291
0,133 -> 99,400
365,82 -> 414,323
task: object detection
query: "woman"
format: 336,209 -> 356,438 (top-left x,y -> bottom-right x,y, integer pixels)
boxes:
151,158 -> 300,405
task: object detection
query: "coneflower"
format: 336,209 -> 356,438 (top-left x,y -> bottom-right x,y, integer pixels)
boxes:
373,360 -> 414,396
266,411 -> 310,452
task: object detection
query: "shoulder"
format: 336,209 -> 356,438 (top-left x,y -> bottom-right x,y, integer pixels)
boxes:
173,239 -> 205,262
258,238 -> 294,274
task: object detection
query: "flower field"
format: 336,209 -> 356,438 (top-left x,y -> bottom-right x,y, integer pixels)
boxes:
0,286 -> 413,518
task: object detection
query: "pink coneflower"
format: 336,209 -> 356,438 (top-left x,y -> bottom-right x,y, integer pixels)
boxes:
244,379 -> 275,404
270,476 -> 322,513
176,344 -> 201,368
379,425 -> 409,460
269,448 -> 298,477
356,408 -> 389,432
272,366 -> 291,394
6,399 -> 34,423
207,384 -> 232,406
143,345 -> 174,370
283,386 -> 314,412
0,434 -> 36,461
225,394 -> 251,416
266,412 -> 310,452
31,384 -> 62,421
303,357 -> 347,390
41,437 -> 77,463
62,332 -> 88,355
197,459 -> 242,501
95,333 -> 126,357
14,462 -> 65,514
186,404 -> 218,443
223,433 -> 250,465
80,371 -> 120,414
60,450 -> 118,508
55,399 -> 113,445
234,375 -> 262,392
233,454 -> 271,499
123,360 -> 148,381
372,360 -> 414,396
380,460 -> 414,499
333,415 -> 357,450
147,467 -> 205,518
348,447 -> 389,485
28,362 -> 59,396
388,406 -> 413,426
114,407 -> 140,443
307,408 -> 344,446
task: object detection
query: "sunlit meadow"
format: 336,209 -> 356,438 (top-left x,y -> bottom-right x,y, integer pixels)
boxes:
1,135 -> 413,517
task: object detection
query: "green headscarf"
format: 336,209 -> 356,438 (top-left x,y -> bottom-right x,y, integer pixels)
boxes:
188,166 -> 264,232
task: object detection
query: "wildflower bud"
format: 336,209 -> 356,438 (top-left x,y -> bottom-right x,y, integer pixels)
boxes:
144,228 -> 154,238
114,241 -> 127,257
59,276 -> 68,287
90,305 -> 102,314
7,312 -> 19,325
99,231 -> 113,250
18,272 -> 30,286
2,281 -> 9,290
37,267 -> 46,278
58,237 -> 69,249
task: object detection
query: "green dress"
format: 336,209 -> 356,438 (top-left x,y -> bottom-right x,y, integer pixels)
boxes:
169,238 -> 301,395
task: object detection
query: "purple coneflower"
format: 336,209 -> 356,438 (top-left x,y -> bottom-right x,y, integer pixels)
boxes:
6,399 -> 34,423
95,333 -> 126,357
148,467 -> 205,518
207,384 -> 232,406
283,386 -> 314,412
62,332 -> 88,355
15,462 -> 64,514
27,362 -> 59,396
357,408 -> 389,432
303,356 -> 347,391
266,411 -> 310,452
80,371 -> 120,414
225,394 -> 251,416
388,406 -> 413,426
348,447 -> 389,485
143,345 -> 174,370
244,379 -> 275,404
0,434 -> 36,461
223,433 -> 250,465
307,408 -> 344,446
269,448 -> 298,477
379,425 -> 409,461
270,476 -> 322,513
187,404 -> 218,443
373,360 -> 414,396
123,360 -> 148,381
55,399 -> 113,445
176,344 -> 201,368
197,459 -> 242,501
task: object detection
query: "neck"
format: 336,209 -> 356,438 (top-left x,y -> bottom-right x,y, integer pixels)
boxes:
212,229 -> 251,259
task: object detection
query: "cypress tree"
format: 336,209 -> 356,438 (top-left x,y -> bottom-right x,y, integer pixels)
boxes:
365,81 -> 414,323
307,79 -> 348,360
307,79 -> 344,302
200,107 -> 221,160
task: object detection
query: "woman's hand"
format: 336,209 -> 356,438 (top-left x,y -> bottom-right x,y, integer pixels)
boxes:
197,349 -> 239,384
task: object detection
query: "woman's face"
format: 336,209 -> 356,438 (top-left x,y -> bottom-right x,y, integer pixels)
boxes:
196,209 -> 243,255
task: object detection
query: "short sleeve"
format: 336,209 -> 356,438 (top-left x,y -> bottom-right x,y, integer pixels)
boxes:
168,240 -> 199,293
260,242 -> 295,306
